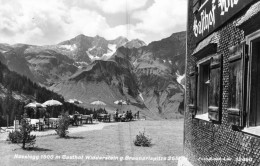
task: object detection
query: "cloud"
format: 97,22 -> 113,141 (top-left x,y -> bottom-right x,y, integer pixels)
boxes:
0,0 -> 112,45
0,0 -> 68,44
99,0 -> 149,13
132,0 -> 187,42
71,0 -> 149,14
0,0 -> 187,45
101,24 -> 145,41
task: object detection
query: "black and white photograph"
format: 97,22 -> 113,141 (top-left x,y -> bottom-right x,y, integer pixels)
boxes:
1,0 -> 260,166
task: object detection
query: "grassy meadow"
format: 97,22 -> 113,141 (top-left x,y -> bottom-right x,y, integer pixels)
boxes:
0,119 -> 183,166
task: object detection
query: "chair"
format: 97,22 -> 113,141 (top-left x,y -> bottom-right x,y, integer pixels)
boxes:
77,114 -> 82,125
51,121 -> 58,129
44,118 -> 50,129
88,114 -> 93,124
37,118 -> 44,131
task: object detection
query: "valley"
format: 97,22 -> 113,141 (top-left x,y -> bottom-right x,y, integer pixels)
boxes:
0,31 -> 186,120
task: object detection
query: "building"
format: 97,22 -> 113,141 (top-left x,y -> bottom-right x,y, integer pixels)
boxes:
185,0 -> 260,165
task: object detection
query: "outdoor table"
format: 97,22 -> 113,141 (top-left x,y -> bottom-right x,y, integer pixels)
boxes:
97,114 -> 111,122
69,114 -> 82,126
30,119 -> 39,125
82,115 -> 93,124
30,119 -> 39,131
35,122 -> 44,131
49,118 -> 59,129
75,114 -> 82,125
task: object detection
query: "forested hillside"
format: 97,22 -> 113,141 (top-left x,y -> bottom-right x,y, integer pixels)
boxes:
0,61 -> 93,126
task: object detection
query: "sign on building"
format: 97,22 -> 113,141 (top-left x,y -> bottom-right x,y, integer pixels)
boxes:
193,0 -> 256,43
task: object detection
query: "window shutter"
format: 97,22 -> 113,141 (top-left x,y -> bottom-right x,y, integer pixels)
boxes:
189,66 -> 198,117
208,54 -> 223,122
227,42 -> 248,130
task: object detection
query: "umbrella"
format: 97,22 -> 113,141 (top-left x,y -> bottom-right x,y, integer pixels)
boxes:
25,101 -> 46,108
43,99 -> 62,118
43,99 -> 62,107
67,99 -> 83,104
24,102 -> 46,118
90,100 -> 106,106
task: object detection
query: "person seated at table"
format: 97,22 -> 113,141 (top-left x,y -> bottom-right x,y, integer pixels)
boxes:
126,110 -> 130,121
128,110 -> 133,121
114,109 -> 119,121
120,111 -> 126,122
73,114 -> 78,126
134,111 -> 140,120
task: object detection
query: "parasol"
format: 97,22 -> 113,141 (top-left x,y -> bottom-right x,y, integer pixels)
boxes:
43,99 -> 62,107
42,99 -> 62,118
25,101 -> 46,108
90,100 -> 106,106
24,101 -> 46,118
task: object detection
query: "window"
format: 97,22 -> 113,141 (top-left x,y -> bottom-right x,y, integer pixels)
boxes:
248,33 -> 260,127
235,3 -> 260,133
227,31 -> 260,133
190,54 -> 222,122
198,61 -> 210,115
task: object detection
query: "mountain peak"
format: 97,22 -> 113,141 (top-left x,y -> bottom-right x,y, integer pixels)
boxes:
75,34 -> 86,38
169,31 -> 186,40
94,35 -> 105,39
124,39 -> 146,49
115,36 -> 127,40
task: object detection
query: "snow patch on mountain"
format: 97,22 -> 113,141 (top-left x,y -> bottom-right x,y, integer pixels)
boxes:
75,61 -> 89,68
103,44 -> 117,60
88,53 -> 100,61
176,72 -> 185,88
87,44 -> 117,61
139,91 -> 144,101
59,44 -> 77,51
133,60 -> 138,67
86,46 -> 101,61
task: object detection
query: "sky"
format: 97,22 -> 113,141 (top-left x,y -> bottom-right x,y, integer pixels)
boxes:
0,0 -> 187,45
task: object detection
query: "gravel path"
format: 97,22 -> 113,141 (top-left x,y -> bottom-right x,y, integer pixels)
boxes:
0,122 -> 118,141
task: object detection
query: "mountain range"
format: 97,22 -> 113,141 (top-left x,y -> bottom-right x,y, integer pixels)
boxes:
0,31 -> 186,119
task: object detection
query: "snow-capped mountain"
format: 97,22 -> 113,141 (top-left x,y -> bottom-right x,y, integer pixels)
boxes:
0,31 -> 186,119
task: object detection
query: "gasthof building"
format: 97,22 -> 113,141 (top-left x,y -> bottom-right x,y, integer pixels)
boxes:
185,0 -> 260,165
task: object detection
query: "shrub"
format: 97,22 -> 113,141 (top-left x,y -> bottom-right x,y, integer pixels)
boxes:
134,129 -> 152,147
55,111 -> 70,138
8,130 -> 23,143
8,118 -> 36,149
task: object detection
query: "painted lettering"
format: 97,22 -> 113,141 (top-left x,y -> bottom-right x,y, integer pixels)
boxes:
193,0 -> 240,38
193,2 -> 216,37
218,0 -> 239,15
